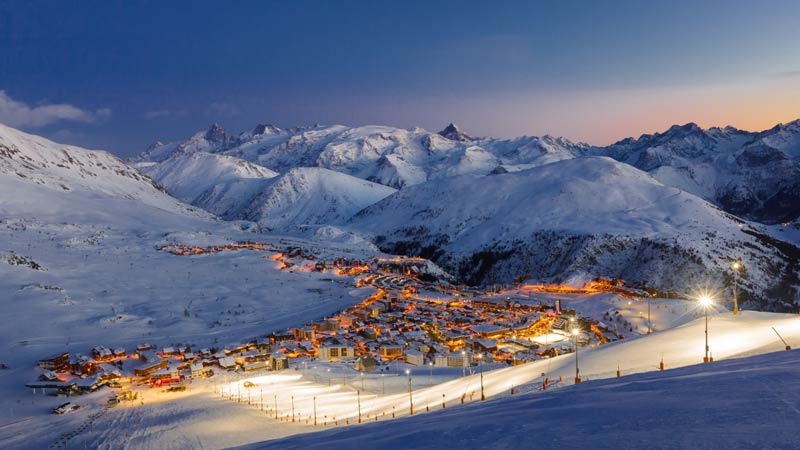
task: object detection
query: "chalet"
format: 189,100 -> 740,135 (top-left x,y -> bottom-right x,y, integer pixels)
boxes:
254,339 -> 271,352
269,331 -> 295,344
138,350 -> 157,363
469,339 -> 498,353
39,371 -> 61,382
191,363 -> 213,378
70,355 -> 96,376
75,376 -> 106,392
150,367 -> 181,386
38,352 -> 69,372
434,352 -> 470,368
267,355 -> 286,371
223,345 -> 248,356
92,346 -> 114,362
318,345 -> 355,362
136,343 -> 152,352
134,360 -> 168,377
353,309 -> 370,321
405,349 -> 425,366
360,328 -> 378,340
242,360 -> 270,372
113,348 -> 127,358
379,345 -> 403,360
234,351 -> 271,367
469,324 -> 509,339
337,315 -> 357,328
317,319 -> 340,333
292,327 -> 316,341
218,356 -> 237,370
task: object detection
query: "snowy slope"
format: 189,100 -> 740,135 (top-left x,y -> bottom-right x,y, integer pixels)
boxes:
350,157 -> 800,309
251,345 -> 800,450
241,167 -> 397,230
0,122 -> 206,219
137,151 -> 279,218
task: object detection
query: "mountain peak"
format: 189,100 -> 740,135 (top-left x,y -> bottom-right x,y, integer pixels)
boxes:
250,123 -> 280,136
666,122 -> 702,134
438,123 -> 473,142
204,123 -> 229,143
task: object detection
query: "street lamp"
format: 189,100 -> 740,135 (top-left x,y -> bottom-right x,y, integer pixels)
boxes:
732,261 -> 742,316
699,294 -> 714,363
461,350 -> 467,377
572,327 -> 581,383
428,361 -> 433,388
477,353 -> 485,401
357,390 -> 362,424
406,369 -> 414,415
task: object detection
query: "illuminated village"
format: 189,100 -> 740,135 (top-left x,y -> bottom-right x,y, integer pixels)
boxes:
26,241 -> 642,412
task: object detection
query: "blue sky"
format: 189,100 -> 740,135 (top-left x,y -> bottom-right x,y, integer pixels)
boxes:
1,0 -> 799,156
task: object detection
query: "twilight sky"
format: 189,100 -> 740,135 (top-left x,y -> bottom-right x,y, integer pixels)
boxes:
1,0 -> 799,156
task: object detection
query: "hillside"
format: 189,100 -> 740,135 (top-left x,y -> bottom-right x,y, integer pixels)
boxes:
597,121 -> 800,224
136,151 -> 279,219
350,157 -> 800,309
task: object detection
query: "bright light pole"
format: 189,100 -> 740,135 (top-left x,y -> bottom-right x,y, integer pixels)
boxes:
461,350 -> 467,377
478,353 -> 485,401
357,390 -> 362,424
406,369 -> 414,415
699,294 -> 714,363
572,327 -> 581,383
732,261 -> 742,316
428,361 -> 433,388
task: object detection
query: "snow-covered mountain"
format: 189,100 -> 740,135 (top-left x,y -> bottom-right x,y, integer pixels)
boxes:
350,157 -> 800,309
137,145 -> 396,230
134,123 -> 587,189
0,122 -> 206,221
597,121 -> 800,224
235,167 -> 397,231
135,151 -> 279,219
134,120 -> 800,225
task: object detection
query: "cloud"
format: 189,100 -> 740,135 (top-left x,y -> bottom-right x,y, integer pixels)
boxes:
0,90 -> 111,128
207,101 -> 240,117
144,109 -> 188,120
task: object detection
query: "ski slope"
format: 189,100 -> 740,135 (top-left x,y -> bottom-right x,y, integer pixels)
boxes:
251,347 -> 800,450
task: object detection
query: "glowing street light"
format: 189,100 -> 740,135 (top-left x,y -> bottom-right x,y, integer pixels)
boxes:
572,327 -> 581,383
699,294 -> 714,363
732,261 -> 742,316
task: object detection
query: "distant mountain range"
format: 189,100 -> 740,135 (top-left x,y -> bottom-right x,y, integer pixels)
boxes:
123,119 -> 800,309
2,119 -> 798,309
134,119 -> 800,225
